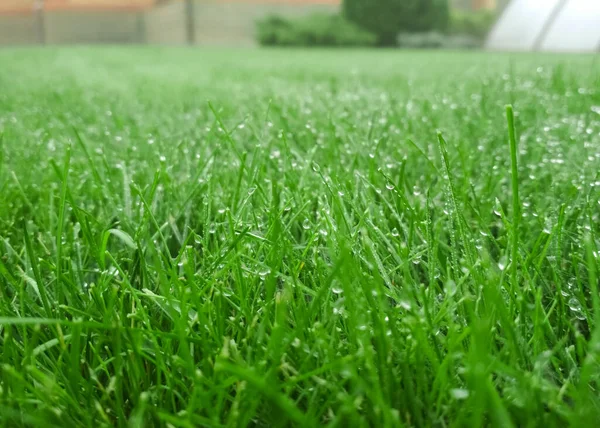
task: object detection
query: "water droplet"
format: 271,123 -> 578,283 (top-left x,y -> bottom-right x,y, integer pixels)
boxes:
302,219 -> 311,230
332,286 -> 343,294
311,162 -> 320,172
568,297 -> 582,312
398,300 -> 411,310
445,280 -> 457,296
391,228 -> 400,237
498,256 -> 508,271
450,389 -> 469,400
247,187 -> 257,195
258,268 -> 271,279
386,183 -> 395,190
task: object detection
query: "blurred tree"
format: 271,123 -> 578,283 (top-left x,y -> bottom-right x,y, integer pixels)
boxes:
343,0 -> 449,46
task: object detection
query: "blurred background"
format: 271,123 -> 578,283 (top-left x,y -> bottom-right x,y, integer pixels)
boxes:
0,0 -> 597,51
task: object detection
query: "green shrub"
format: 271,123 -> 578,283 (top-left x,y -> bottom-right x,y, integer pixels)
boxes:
449,9 -> 496,39
397,31 -> 481,49
343,0 -> 450,46
255,16 -> 293,46
256,14 -> 377,47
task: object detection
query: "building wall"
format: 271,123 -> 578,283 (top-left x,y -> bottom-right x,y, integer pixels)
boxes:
451,0 -> 497,10
44,0 -> 152,11
0,0 -> 35,14
145,0 -> 186,44
0,13 -> 39,45
44,10 -> 143,43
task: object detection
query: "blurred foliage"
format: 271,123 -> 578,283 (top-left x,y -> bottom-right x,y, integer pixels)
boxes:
397,9 -> 495,50
256,14 -> 377,47
449,9 -> 497,39
397,31 -> 481,49
343,0 -> 449,46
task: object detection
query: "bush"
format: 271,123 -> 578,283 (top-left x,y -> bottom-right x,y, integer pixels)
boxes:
343,0 -> 450,46
256,14 -> 377,47
397,31 -> 481,49
449,9 -> 496,40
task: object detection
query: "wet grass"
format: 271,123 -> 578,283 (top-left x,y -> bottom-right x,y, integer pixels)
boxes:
0,47 -> 600,427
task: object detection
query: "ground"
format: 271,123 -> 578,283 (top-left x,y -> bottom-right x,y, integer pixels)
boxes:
0,47 -> 599,427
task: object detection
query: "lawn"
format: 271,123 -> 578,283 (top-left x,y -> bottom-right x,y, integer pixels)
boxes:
0,47 -> 599,427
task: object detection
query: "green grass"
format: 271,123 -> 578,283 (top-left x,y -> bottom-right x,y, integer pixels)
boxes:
0,47 -> 599,427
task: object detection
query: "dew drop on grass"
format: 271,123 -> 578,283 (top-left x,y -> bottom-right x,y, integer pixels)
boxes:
311,162 -> 320,172
391,228 -> 400,237
398,300 -> 411,310
332,286 -> 343,294
568,297 -> 583,313
302,219 -> 311,230
258,268 -> 271,279
450,389 -> 469,400
208,223 -> 217,234
445,280 -> 457,296
247,186 -> 256,195
319,229 -> 328,237
498,256 -> 508,271
333,306 -> 345,316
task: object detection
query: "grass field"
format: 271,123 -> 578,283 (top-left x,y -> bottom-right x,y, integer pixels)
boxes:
0,47 -> 599,427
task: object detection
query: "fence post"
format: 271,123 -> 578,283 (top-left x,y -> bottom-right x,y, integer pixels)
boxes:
34,0 -> 45,44
185,0 -> 195,45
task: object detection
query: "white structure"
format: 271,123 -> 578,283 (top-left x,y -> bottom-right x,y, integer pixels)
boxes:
487,0 -> 600,52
